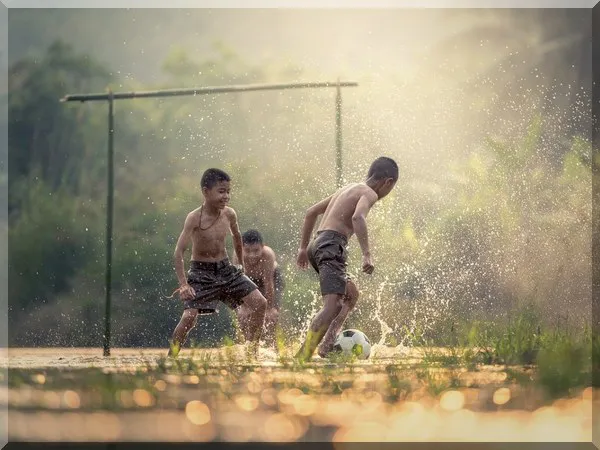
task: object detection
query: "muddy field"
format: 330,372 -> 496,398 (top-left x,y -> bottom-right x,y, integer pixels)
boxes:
1,347 -> 597,443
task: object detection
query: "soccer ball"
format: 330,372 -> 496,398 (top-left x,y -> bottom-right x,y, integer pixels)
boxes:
333,329 -> 371,360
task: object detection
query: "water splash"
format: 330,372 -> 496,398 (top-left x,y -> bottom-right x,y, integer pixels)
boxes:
368,277 -> 399,359
373,277 -> 393,346
296,290 -> 321,346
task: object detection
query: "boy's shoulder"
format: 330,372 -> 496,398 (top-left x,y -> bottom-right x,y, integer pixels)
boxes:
339,182 -> 361,190
341,182 -> 368,191
187,206 -> 203,219
223,205 -> 237,217
263,245 -> 277,259
341,182 -> 377,198
217,206 -> 239,223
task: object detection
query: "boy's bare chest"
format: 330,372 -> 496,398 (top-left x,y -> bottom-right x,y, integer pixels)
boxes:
193,215 -> 229,242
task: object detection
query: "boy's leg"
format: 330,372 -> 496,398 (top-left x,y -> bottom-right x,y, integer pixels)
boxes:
235,302 -> 254,343
169,308 -> 199,357
295,293 -> 343,362
317,279 -> 359,358
237,289 -> 268,344
223,264 -> 264,346
235,285 -> 268,343
264,269 -> 283,345
263,307 -> 279,346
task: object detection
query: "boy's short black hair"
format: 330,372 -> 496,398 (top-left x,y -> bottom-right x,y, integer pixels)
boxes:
242,229 -> 263,245
367,157 -> 399,181
201,168 -> 231,189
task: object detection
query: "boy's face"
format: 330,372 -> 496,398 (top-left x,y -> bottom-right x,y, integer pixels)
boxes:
243,243 -> 263,263
202,180 -> 231,209
377,178 -> 397,199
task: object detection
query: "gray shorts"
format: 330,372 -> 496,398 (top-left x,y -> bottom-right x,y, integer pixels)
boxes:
184,259 -> 258,313
250,266 -> 286,309
307,230 -> 349,296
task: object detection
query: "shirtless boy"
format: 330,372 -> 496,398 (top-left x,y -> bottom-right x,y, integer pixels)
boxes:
169,168 -> 267,357
233,229 -> 285,345
295,157 -> 399,362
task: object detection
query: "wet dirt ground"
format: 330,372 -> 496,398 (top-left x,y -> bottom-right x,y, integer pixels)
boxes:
1,347 -> 597,443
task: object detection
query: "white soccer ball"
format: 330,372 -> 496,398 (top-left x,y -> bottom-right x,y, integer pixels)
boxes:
333,329 -> 371,360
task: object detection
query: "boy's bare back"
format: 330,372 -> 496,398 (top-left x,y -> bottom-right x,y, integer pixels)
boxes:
317,183 -> 379,239
294,156 -> 398,362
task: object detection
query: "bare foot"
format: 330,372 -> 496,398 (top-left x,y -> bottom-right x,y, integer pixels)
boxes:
318,342 -> 335,359
317,348 -> 329,358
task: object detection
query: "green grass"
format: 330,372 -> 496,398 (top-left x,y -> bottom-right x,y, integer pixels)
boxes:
536,327 -> 591,398
453,305 -> 591,398
396,303 -> 592,399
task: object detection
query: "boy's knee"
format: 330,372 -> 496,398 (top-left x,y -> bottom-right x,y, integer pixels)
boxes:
266,308 -> 279,324
258,295 -> 268,312
184,308 -> 198,318
326,302 -> 343,317
248,290 -> 267,313
345,281 -> 359,304
347,279 -> 359,296
183,309 -> 199,327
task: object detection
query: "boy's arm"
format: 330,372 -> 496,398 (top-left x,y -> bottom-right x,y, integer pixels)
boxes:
263,248 -> 277,309
173,212 -> 197,299
352,192 -> 378,274
227,208 -> 245,272
298,195 -> 333,250
297,195 -> 333,269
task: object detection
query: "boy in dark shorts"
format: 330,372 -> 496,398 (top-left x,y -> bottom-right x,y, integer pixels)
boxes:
233,229 -> 285,345
295,157 -> 399,362
169,168 -> 267,357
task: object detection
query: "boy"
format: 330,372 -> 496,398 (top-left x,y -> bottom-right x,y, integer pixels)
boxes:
295,156 -> 399,362
169,168 -> 267,357
233,229 -> 285,345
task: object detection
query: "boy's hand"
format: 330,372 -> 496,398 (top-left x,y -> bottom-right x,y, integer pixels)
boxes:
296,248 -> 309,270
362,254 -> 374,274
178,283 -> 196,301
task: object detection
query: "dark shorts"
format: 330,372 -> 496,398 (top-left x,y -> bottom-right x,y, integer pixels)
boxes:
249,266 -> 286,309
307,230 -> 349,296
184,259 -> 258,313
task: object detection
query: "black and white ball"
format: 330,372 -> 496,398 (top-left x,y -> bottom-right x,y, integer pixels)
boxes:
333,329 -> 371,360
